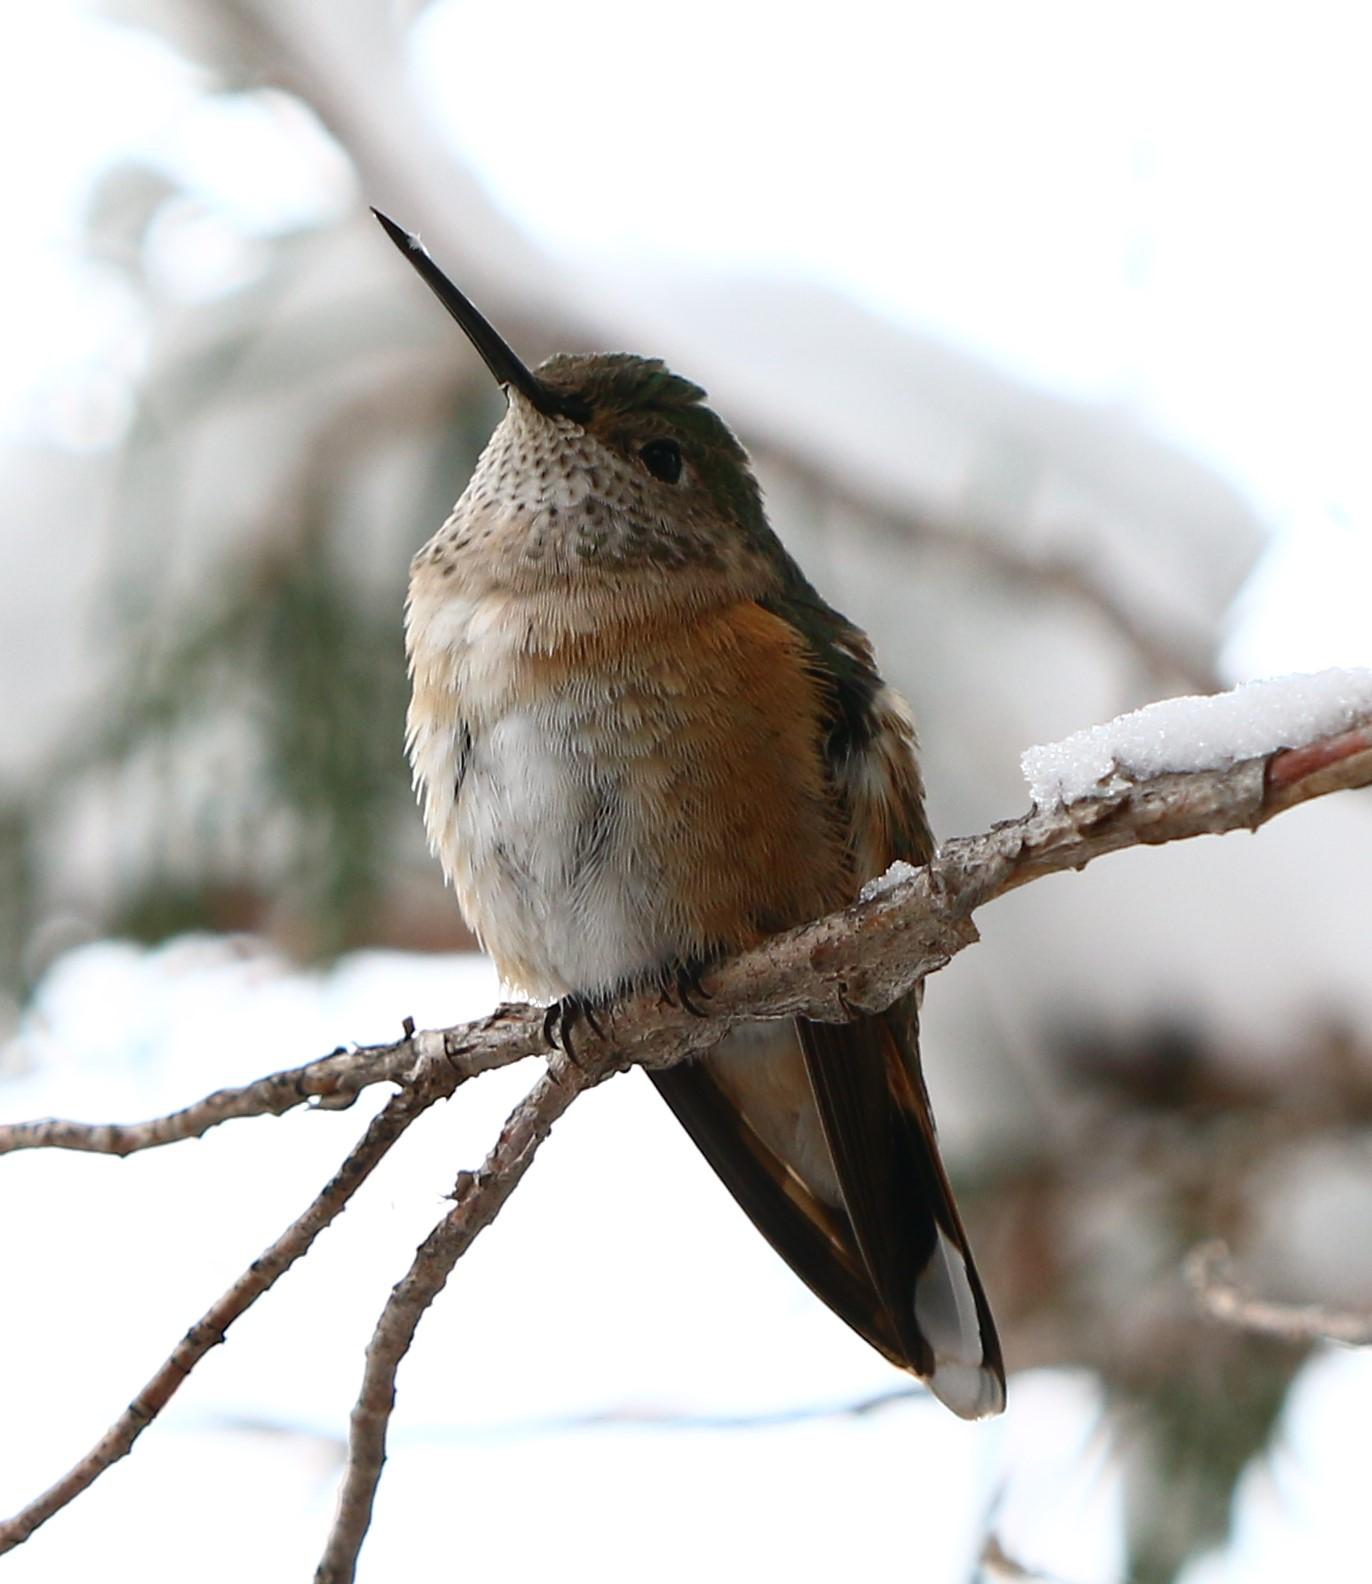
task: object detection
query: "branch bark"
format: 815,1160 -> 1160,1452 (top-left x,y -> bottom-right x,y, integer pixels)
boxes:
0,1007 -> 534,1156
1,712 -> 1369,1569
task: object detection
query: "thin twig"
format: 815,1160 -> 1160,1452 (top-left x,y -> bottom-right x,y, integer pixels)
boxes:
213,1383 -> 920,1444
0,1049 -> 457,1556
0,1046 -> 403,1156
314,1052 -> 612,1584
0,1003 -> 539,1158
1185,1240 -> 1372,1347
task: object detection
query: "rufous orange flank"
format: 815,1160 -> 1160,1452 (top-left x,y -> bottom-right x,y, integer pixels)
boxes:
379,209 -> 1004,1419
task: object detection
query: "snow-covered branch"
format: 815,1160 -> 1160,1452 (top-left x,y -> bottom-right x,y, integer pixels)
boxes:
2,675 -> 1370,1576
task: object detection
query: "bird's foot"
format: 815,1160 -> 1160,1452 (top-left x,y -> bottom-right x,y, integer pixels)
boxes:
657,961 -> 713,1019
542,992 -> 607,1067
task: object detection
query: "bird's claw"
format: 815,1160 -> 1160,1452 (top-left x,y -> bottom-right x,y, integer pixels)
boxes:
659,963 -> 712,1018
542,993 -> 607,1067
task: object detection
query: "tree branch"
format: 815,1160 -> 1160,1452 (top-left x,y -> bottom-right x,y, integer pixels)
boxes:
1185,1240 -> 1372,1348
0,1006 -> 536,1157
314,1053 -> 612,1583
2,704 -> 1368,1566
0,1041 -> 410,1155
5,715 -> 1368,1164
0,1045 -> 458,1556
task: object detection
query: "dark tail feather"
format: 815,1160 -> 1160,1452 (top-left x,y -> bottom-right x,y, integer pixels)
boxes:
797,1011 -> 1005,1419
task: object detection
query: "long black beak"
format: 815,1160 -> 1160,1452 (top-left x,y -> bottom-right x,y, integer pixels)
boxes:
372,208 -> 584,421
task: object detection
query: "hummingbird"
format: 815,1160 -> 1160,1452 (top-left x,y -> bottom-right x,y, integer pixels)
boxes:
377,209 -> 1005,1420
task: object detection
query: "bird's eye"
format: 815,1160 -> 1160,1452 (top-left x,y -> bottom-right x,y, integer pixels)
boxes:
639,438 -> 683,484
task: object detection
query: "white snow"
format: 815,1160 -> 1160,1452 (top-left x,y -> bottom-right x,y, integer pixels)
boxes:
1021,668 -> 1372,808
858,859 -> 920,902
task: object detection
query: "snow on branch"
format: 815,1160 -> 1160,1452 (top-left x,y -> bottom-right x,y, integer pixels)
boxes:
1022,667 -> 1372,807
2,677 -> 1370,1579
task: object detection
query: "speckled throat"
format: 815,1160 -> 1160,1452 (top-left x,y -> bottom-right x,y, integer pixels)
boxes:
431,392 -> 770,580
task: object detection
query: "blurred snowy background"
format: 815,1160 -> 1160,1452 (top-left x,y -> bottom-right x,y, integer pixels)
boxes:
2,2 -> 1371,1580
